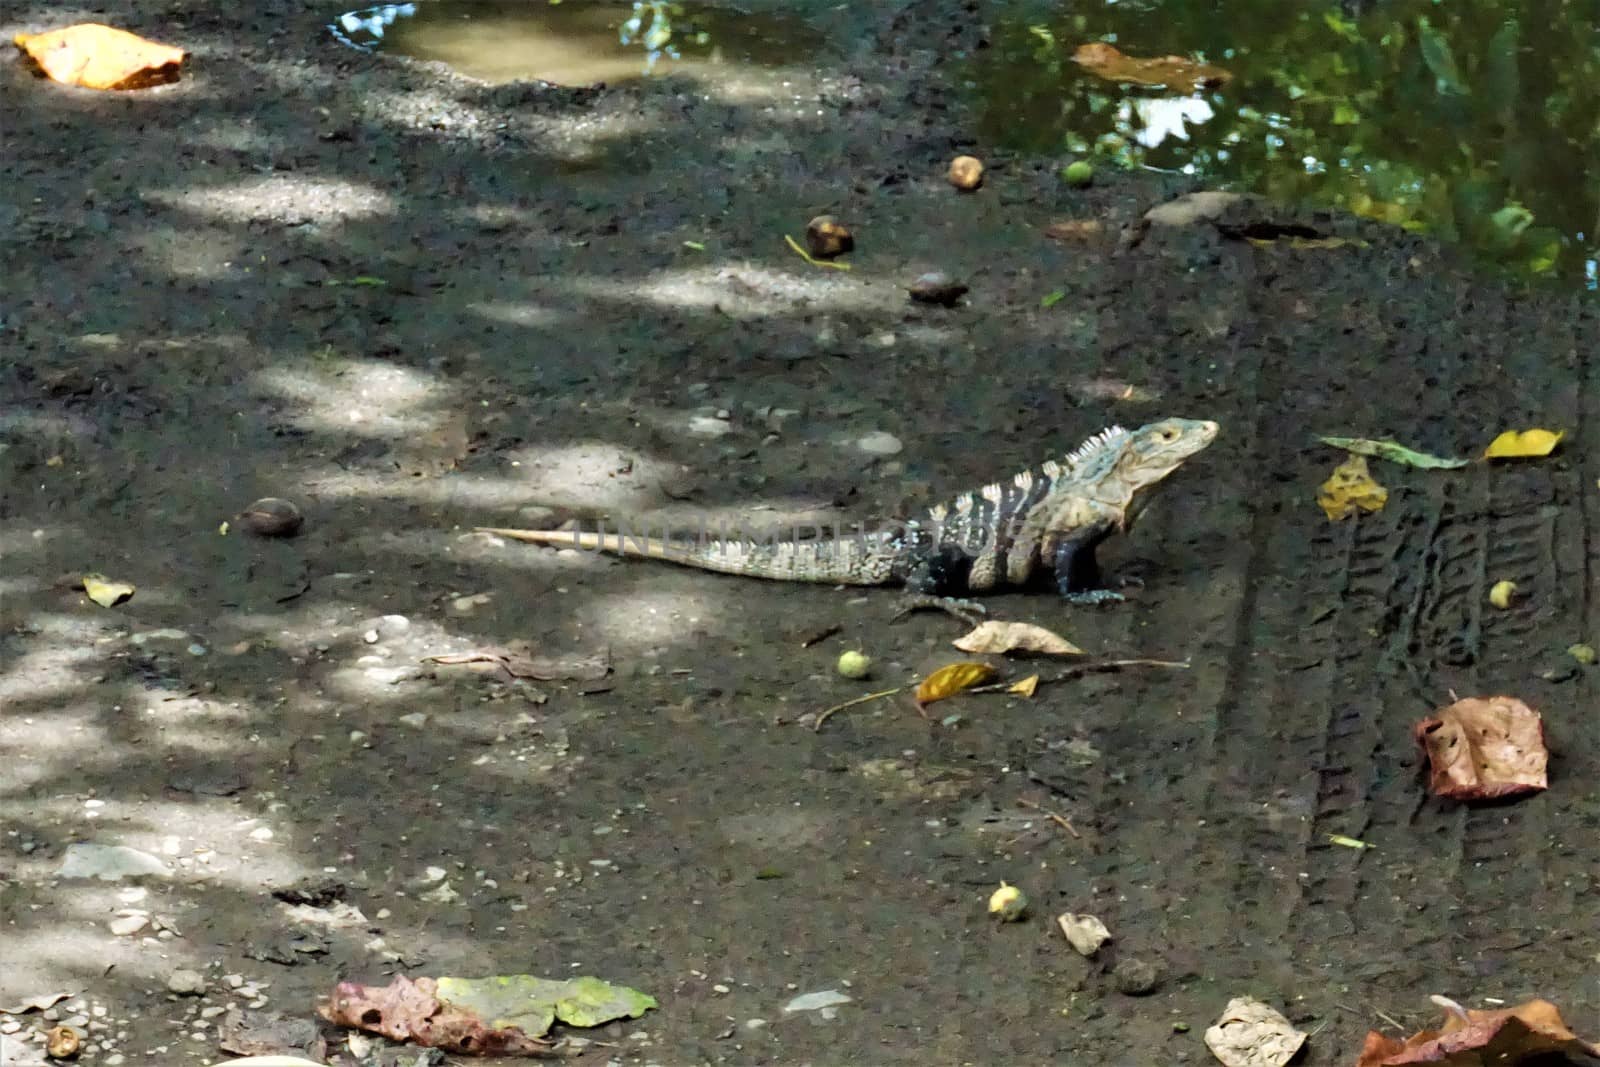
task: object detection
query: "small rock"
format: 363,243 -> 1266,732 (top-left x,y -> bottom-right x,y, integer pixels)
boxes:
783,990 -> 852,1014
398,712 -> 429,728
744,1018 -> 768,1031
688,415 -> 732,438
108,914 -> 149,936
1113,956 -> 1163,996
363,630 -> 379,644
166,970 -> 206,997
856,432 -> 903,457
908,272 -> 968,307
450,593 -> 492,615
248,827 -> 274,842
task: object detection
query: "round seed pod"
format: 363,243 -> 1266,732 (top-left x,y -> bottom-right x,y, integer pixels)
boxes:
805,215 -> 854,259
948,155 -> 984,191
237,497 -> 304,538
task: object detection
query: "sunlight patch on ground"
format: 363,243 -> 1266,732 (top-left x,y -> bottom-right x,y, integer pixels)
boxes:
569,264 -> 892,318
0,628 -> 115,709
253,358 -> 452,438
143,175 -> 393,226
574,586 -> 720,646
125,224 -> 249,281
466,299 -> 566,328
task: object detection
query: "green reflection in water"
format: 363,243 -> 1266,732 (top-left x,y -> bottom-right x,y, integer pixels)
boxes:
969,0 -> 1600,285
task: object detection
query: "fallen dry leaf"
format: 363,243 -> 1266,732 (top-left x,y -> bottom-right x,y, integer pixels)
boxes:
424,643 -> 610,682
1066,376 -> 1161,403
914,662 -> 997,706
1355,997 -> 1600,1066
1413,696 -> 1548,801
1205,996 -> 1307,1067
1483,427 -> 1564,459
318,975 -> 554,1056
1056,912 -> 1111,957
14,24 -> 185,90
81,573 -> 135,608
953,620 -> 1085,656
1072,41 -> 1231,89
1317,454 -> 1388,521
1144,191 -> 1245,228
1043,219 -> 1106,242
1007,674 -> 1040,698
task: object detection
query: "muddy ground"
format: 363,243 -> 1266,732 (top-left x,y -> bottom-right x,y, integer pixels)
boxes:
1,1 -> 1596,1064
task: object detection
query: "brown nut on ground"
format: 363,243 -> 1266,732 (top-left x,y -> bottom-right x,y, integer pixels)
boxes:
237,497 -> 305,538
948,155 -> 984,190
805,215 -> 854,259
47,1025 -> 82,1060
908,271 -> 969,306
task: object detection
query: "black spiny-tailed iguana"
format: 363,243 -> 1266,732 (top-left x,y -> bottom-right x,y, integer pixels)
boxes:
477,417 -> 1218,614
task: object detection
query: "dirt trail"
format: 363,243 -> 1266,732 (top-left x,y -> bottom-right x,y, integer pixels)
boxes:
1,2 -> 1595,1064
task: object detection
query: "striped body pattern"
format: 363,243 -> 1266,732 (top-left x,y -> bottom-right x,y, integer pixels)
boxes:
477,417 -> 1218,601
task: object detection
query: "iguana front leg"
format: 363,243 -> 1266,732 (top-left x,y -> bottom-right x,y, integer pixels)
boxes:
1050,518 -> 1124,604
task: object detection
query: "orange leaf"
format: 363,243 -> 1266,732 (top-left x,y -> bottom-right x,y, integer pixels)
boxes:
1483,427 -> 1563,459
914,662 -> 997,706
1071,42 -> 1231,89
14,24 -> 185,90
1412,696 -> 1548,801
1317,454 -> 1388,521
1354,998 -> 1600,1066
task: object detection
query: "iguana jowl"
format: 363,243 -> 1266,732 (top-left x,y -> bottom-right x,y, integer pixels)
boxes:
478,417 -> 1218,608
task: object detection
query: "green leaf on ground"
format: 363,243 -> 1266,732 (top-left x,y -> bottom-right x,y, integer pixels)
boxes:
1317,435 -> 1470,469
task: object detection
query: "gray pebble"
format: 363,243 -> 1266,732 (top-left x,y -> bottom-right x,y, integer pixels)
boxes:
166,969 -> 206,996
1112,956 -> 1162,996
856,431 -> 903,456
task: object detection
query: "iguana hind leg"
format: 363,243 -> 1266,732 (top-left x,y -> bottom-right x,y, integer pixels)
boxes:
893,546 -> 986,625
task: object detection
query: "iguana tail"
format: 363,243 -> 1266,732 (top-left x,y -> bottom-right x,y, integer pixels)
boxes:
475,527 -> 903,586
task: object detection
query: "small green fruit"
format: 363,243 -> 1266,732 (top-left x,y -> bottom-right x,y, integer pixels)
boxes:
836,650 -> 873,679
1061,160 -> 1094,188
988,881 -> 1028,921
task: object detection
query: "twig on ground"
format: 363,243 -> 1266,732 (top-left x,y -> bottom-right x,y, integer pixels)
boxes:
1016,797 -> 1081,838
813,686 -> 905,732
966,658 -> 1189,694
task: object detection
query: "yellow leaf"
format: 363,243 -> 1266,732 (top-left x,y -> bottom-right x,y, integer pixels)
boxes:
1483,427 -> 1564,459
1007,674 -> 1040,697
1326,834 -> 1374,850
1316,454 -> 1387,521
81,573 -> 134,607
14,24 -> 185,90
914,662 -> 997,706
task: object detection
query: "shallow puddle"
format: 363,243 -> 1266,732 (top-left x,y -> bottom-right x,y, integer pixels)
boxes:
329,0 -> 822,87
968,0 -> 1599,285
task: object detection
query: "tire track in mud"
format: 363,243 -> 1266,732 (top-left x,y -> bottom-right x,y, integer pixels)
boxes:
1438,293 -> 1597,1004
1043,239 -> 1293,981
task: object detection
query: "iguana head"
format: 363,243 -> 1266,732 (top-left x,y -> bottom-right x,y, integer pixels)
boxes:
1101,417 -> 1219,523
